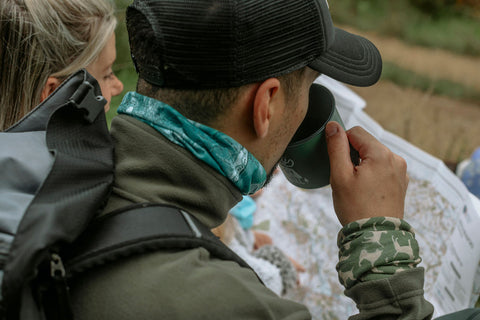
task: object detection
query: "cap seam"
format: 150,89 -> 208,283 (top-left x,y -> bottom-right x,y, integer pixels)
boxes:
233,0 -> 240,83
310,0 -> 326,53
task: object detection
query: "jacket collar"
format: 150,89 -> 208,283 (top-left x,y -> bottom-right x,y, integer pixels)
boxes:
117,92 -> 267,195
103,115 -> 242,228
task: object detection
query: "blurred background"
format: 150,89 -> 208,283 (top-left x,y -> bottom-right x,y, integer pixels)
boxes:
110,0 -> 480,166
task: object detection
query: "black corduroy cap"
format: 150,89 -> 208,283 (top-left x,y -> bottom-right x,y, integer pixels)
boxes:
126,0 -> 382,89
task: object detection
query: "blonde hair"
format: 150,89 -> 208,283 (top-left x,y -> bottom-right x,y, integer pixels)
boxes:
0,0 -> 117,130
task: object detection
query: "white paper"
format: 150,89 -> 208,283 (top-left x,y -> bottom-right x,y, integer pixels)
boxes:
430,194 -> 480,315
253,76 -> 480,319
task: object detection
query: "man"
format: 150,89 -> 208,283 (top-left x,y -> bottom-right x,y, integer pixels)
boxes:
70,0 -> 434,319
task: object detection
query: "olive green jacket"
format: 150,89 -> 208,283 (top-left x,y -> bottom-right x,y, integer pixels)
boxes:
70,115 -> 434,320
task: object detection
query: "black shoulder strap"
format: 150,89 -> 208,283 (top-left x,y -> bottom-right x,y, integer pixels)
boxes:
64,204 -> 253,277
2,69 -> 113,320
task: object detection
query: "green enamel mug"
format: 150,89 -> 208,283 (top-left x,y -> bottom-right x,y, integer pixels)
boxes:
279,83 -> 359,189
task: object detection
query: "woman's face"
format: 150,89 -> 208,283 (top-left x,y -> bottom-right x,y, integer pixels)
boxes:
86,34 -> 124,112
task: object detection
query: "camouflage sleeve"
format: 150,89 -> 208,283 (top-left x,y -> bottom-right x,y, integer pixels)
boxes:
336,217 -> 422,289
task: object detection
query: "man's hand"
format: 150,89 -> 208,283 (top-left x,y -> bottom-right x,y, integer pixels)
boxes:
325,122 -> 408,226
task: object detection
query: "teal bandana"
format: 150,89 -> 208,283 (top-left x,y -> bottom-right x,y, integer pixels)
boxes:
117,92 -> 267,195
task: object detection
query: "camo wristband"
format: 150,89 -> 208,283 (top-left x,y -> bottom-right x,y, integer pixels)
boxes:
336,217 -> 422,289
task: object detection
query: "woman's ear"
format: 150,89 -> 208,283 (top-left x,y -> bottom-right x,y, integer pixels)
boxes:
252,78 -> 281,139
40,77 -> 62,102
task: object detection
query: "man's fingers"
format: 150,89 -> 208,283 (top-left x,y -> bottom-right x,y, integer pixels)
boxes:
346,126 -> 388,162
327,125 -> 409,225
326,121 -> 353,182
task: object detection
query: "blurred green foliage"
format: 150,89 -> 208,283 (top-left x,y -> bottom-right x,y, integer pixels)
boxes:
409,0 -> 456,15
410,0 -> 480,16
328,0 -> 480,105
108,0 -> 136,122
382,62 -> 480,103
330,0 -> 480,56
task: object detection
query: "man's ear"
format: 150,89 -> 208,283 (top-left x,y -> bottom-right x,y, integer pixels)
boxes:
40,77 -> 62,102
252,78 -> 281,139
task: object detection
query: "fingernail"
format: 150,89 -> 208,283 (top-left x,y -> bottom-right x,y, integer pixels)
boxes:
325,122 -> 338,137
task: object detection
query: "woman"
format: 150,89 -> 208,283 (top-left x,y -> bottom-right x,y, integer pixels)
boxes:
0,0 -> 124,131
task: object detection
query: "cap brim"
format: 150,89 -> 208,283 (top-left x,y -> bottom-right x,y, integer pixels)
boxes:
308,27 -> 382,87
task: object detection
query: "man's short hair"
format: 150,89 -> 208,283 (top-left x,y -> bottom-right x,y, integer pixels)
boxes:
136,68 -> 306,125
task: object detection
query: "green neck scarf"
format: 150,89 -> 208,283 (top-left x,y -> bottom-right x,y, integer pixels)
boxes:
117,92 -> 267,195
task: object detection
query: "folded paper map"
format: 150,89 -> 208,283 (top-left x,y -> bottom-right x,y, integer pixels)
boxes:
254,76 -> 480,320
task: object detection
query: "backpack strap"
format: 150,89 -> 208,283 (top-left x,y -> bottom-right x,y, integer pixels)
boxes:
41,204 -> 255,320
63,203 -> 253,276
1,69 -> 113,320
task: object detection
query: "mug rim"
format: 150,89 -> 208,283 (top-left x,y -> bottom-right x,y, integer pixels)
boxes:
286,84 -> 335,149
